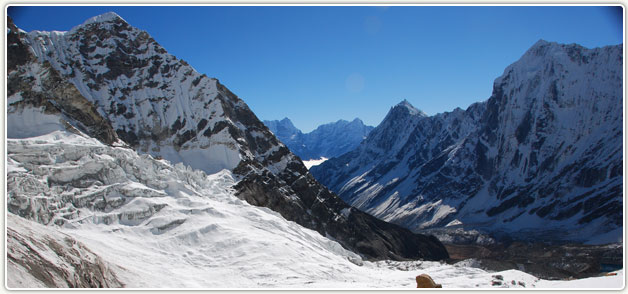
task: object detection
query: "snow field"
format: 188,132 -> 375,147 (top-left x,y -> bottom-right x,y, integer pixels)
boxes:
6,131 -> 624,289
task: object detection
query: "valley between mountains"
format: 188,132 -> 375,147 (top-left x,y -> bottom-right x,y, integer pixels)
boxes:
5,12 -> 624,288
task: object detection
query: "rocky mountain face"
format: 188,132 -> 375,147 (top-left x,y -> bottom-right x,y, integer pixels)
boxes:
7,13 -> 448,262
263,117 -> 374,160
311,40 -> 623,244
7,17 -> 118,145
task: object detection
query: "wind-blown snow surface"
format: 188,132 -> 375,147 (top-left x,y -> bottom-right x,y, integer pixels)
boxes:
6,131 -> 623,289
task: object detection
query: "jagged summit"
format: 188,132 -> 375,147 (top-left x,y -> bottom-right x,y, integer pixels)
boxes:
279,117 -> 295,125
66,12 -> 127,35
349,117 -> 364,124
81,11 -> 125,26
526,38 -> 611,52
395,99 -> 414,109
392,99 -> 426,117
494,38 -> 622,106
530,38 -> 551,47
526,39 -> 590,52
265,117 -> 300,137
517,38 -> 622,65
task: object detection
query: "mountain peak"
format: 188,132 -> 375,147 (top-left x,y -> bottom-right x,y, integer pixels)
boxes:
277,117 -> 298,130
69,12 -> 126,34
493,40 -> 618,88
95,12 -> 124,23
83,12 -> 125,25
393,99 -> 426,117
531,39 -> 551,48
350,117 -> 364,124
521,39 -> 596,61
263,118 -> 300,139
524,39 -> 564,54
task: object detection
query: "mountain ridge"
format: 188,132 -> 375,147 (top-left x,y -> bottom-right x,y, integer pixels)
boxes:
311,40 -> 623,244
263,117 -> 374,161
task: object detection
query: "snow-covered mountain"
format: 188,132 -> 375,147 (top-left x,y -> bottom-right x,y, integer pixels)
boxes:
311,40 -> 623,244
6,11 -> 450,272
263,117 -> 374,161
6,13 -> 624,289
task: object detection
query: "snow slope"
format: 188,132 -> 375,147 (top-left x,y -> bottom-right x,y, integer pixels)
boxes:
6,131 -> 623,289
6,130 -> 358,288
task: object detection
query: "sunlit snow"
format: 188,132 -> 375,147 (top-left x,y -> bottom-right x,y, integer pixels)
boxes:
6,130 -> 624,289
303,157 -> 328,169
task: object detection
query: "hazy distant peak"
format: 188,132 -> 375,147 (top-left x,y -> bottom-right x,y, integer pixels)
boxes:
531,39 -> 551,47
350,117 -> 364,124
263,117 -> 374,160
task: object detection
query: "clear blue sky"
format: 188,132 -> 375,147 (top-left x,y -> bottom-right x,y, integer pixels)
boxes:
8,5 -> 623,132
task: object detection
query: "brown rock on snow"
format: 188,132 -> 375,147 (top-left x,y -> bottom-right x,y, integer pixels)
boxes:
416,274 -> 442,288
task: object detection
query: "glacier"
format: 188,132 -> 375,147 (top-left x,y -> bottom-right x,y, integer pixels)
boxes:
6,129 -> 623,288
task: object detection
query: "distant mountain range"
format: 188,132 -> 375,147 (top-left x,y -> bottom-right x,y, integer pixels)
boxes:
263,118 -> 374,161
311,40 -> 623,245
